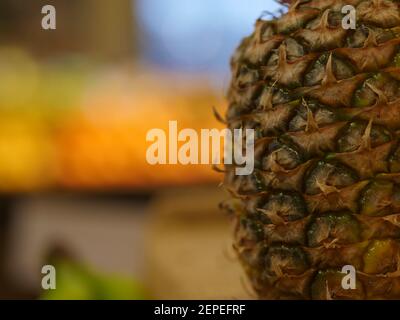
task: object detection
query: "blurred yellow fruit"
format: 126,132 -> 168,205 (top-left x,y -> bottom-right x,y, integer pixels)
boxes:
0,119 -> 55,191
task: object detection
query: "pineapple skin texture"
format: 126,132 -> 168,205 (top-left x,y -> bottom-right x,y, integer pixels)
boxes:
226,0 -> 400,299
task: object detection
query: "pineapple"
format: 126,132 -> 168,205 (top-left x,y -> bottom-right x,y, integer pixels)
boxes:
225,0 -> 400,299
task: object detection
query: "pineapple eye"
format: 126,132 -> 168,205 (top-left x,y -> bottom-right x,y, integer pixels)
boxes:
307,212 -> 361,247
245,197 -> 273,223
262,141 -> 303,170
266,50 -> 279,68
261,192 -> 307,222
375,27 -> 398,43
327,11 -> 342,27
333,57 -> 354,80
346,25 -> 369,48
289,112 -> 307,132
226,170 -> 265,195
272,88 -> 293,104
256,86 -> 274,110
263,245 -> 309,279
305,161 -> 357,195
360,180 -> 400,216
357,0 -> 400,29
353,73 -> 400,107
304,54 -> 354,86
353,84 -> 376,108
366,125 -> 392,146
306,14 -> 329,30
314,108 -> 336,125
289,104 -> 335,131
237,172 -> 265,194
236,65 -> 259,88
337,122 -> 391,153
285,37 -> 305,61
304,56 -> 326,86
347,25 -> 397,48
337,123 -> 365,152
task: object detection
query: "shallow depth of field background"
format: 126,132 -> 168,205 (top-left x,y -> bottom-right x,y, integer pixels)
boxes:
0,0 -> 282,299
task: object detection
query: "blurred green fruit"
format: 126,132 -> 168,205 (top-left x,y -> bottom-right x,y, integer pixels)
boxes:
41,258 -> 147,300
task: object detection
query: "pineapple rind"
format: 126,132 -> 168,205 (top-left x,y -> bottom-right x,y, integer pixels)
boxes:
227,0 -> 400,299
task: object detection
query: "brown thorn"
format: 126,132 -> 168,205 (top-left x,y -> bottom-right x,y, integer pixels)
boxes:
278,44 -> 287,69
254,20 -> 265,43
366,82 -> 389,105
267,150 -> 288,173
260,80 -> 278,110
257,208 -> 285,225
326,281 -> 334,300
226,187 -> 248,200
359,117 -> 373,150
302,99 -> 319,132
317,9 -> 331,30
322,53 -> 337,85
260,89 -> 273,111
323,238 -> 339,249
270,258 -> 284,279
289,0 -> 302,12
213,106 -> 227,124
383,214 -> 400,227
363,28 -> 378,48
316,179 -> 339,195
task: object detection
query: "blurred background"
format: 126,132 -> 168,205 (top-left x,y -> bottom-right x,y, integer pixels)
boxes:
0,0 -> 282,299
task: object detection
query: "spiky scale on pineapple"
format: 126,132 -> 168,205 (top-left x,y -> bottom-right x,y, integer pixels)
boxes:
226,0 -> 400,299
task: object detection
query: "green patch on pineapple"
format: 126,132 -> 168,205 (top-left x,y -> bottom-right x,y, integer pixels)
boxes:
392,51 -> 400,67
353,73 -> 389,107
363,240 -> 398,274
360,180 -> 400,216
